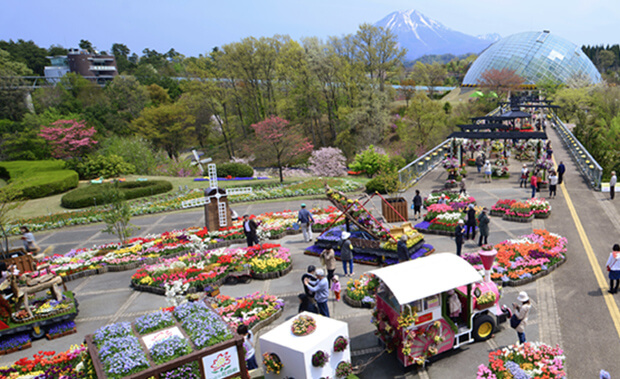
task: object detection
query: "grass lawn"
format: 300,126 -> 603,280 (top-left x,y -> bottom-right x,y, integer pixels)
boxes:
8,175 -> 370,221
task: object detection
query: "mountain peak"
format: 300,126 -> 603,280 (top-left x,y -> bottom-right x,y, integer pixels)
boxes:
374,9 -> 497,61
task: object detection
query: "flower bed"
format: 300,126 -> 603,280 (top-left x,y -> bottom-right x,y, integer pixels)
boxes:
343,273 -> 379,308
304,242 -> 434,267
490,198 -> 551,222
42,208 -> 338,279
0,344 -> 91,377
476,342 -> 566,379
9,179 -> 360,235
0,333 -> 31,355
463,229 -> 567,285
46,321 -> 77,340
131,244 -> 291,294
212,292 -> 284,331
423,191 -> 475,208
90,301 -> 233,379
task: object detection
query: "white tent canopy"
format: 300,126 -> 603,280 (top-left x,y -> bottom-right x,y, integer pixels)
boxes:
369,253 -> 482,306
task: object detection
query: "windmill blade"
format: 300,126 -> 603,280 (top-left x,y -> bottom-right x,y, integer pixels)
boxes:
218,201 -> 227,226
181,197 -> 210,209
208,163 -> 218,189
226,187 -> 253,196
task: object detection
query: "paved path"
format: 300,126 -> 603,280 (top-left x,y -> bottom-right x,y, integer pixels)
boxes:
2,125 -> 620,378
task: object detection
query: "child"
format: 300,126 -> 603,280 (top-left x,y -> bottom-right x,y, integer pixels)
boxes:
237,324 -> 258,370
331,275 -> 341,301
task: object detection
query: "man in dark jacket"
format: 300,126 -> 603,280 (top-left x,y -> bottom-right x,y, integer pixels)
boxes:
243,215 -> 259,247
412,190 -> 422,220
557,161 -> 566,184
465,204 -> 476,241
477,208 -> 490,246
301,265 -> 317,299
397,235 -> 409,263
455,219 -> 464,257
339,231 -> 354,276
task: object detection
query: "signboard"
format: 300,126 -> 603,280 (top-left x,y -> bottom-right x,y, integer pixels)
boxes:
203,345 -> 241,379
142,326 -> 186,350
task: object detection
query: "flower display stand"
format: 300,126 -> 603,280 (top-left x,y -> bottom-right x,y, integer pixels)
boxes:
259,312 -> 351,379
381,197 -> 408,223
46,327 -> 77,340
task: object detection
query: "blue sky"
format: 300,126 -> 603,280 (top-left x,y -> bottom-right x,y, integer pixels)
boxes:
1,0 -> 618,57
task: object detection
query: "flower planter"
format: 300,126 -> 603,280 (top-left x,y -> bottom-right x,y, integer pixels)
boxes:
502,214 -> 534,223
476,302 -> 494,310
382,197 -> 408,223
0,341 -> 32,355
489,210 -> 507,217
343,291 -> 373,309
46,327 -> 77,340
534,211 -> 551,219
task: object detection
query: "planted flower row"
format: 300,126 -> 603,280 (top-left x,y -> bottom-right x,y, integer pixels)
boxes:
490,198 -> 551,221
463,229 -> 567,285
213,292 -> 285,331
476,342 -> 566,379
10,178 -> 360,235
0,344 -> 92,378
130,244 -> 291,293
41,207 -> 338,278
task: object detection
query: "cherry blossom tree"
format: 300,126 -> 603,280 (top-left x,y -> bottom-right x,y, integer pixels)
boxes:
308,147 -> 347,177
251,116 -> 313,182
38,119 -> 97,159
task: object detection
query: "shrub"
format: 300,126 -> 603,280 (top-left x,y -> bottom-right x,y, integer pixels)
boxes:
349,145 -> 389,178
100,136 -> 163,175
67,154 -> 135,180
61,180 -> 173,209
365,169 -> 398,194
216,162 -> 254,178
308,147 -> 347,177
0,160 -> 79,199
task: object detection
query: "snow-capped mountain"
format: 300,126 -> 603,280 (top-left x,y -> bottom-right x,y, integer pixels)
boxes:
374,10 -> 499,61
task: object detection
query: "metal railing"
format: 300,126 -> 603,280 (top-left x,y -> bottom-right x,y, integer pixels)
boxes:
398,139 -> 453,189
551,112 -> 602,190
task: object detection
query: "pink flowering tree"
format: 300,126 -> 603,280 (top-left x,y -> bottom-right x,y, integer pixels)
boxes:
38,119 -> 98,159
308,147 -> 347,177
251,116 -> 313,182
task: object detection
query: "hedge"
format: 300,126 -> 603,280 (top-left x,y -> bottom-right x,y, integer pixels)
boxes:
216,163 -> 254,178
0,160 -> 79,199
61,180 -> 173,209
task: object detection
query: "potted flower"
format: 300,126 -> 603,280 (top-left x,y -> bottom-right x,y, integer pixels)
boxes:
291,314 -> 316,336
336,361 -> 353,378
311,350 -> 330,367
263,352 -> 283,374
333,336 -> 349,352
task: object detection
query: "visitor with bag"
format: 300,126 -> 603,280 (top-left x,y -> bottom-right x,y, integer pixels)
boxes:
20,226 -> 41,254
510,291 -> 531,343
606,244 -> 620,294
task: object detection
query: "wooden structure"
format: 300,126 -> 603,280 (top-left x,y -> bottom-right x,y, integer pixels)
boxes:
10,273 -> 64,318
1,248 -> 36,273
204,187 -> 232,231
85,299 -> 250,379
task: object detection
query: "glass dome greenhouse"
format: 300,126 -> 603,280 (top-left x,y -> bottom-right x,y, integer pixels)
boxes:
463,31 -> 601,86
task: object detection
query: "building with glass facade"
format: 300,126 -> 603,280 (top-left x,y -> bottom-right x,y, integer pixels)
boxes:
463,31 -> 601,86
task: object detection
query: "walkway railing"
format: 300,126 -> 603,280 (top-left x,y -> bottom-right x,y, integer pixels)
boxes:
551,112 -> 602,190
397,139 -> 452,189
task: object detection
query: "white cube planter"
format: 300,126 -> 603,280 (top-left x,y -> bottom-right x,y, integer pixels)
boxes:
259,312 -> 351,379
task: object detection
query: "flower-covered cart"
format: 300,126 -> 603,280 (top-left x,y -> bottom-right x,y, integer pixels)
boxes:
370,253 -> 510,367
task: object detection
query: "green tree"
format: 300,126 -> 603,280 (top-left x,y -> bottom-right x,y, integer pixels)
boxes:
0,49 -> 33,121
131,103 -> 195,159
103,75 -> 149,134
0,185 -> 23,254
79,39 -> 95,53
0,39 -> 48,75
100,186 -> 139,245
345,86 -> 390,148
402,92 -> 449,152
349,145 -> 389,178
111,43 -> 136,74
146,84 -> 171,106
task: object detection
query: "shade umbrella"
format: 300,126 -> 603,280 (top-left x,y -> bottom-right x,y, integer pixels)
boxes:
487,91 -> 498,98
469,90 -> 485,98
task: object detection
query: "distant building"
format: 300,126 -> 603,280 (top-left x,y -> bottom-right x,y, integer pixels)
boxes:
463,30 -> 601,87
44,48 -> 118,85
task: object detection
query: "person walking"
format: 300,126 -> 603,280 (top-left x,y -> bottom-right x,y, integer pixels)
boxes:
548,170 -> 558,199
20,226 -> 40,255
557,161 -> 566,184
530,173 -> 538,198
606,244 -> 620,294
242,215 -> 259,247
519,164 -> 529,188
512,291 -> 531,343
475,155 -> 483,173
412,190 -> 422,220
477,207 -> 490,246
465,204 -> 476,241
339,232 -> 354,277
455,219 -> 464,257
483,160 -> 492,183
610,171 -> 617,200
459,178 -> 467,195
320,247 -> 336,285
397,235 -> 409,263
305,268 -> 330,317
298,203 -> 315,242
546,141 -> 553,159
237,324 -> 258,370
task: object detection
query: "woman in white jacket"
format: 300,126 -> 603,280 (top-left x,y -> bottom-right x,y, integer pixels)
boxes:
512,291 -> 531,343
606,244 -> 620,294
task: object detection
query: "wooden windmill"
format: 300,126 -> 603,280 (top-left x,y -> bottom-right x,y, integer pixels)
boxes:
182,163 -> 252,230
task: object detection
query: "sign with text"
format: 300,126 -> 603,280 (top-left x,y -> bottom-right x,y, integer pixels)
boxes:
142,326 -> 185,350
203,345 -> 241,379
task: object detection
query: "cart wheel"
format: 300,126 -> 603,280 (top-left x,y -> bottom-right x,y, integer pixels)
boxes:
473,314 -> 496,342
31,324 -> 46,339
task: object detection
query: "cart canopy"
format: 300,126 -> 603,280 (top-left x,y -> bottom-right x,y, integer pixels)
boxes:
369,253 -> 482,306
